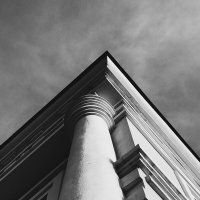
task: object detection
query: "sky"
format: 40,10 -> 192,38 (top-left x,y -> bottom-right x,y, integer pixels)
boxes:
0,0 -> 200,156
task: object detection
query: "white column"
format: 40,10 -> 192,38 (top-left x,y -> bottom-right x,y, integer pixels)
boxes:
59,95 -> 123,200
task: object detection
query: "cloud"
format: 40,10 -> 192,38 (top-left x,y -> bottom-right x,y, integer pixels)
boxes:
0,0 -> 200,155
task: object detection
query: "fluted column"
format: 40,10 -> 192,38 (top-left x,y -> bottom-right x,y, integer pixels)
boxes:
59,94 -> 123,200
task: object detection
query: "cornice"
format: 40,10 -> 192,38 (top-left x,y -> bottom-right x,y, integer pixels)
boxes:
0,52 -> 109,154
0,115 -> 64,181
105,57 -> 200,173
0,53 -> 110,182
113,99 -> 200,192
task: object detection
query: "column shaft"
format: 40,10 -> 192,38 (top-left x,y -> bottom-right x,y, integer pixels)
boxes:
59,115 -> 123,200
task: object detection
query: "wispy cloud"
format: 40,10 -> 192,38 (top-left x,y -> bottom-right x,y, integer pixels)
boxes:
0,0 -> 200,155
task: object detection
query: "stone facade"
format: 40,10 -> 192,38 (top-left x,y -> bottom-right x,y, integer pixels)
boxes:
0,52 -> 200,200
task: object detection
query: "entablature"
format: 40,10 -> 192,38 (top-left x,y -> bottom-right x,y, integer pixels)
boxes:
115,144 -> 200,200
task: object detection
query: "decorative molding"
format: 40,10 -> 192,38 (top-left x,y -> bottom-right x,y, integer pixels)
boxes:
0,51 -> 199,199
115,145 -> 141,178
0,53 -> 109,177
65,94 -> 116,131
122,176 -> 143,196
113,98 -> 200,192
0,94 -> 115,182
145,175 -> 169,200
115,145 -> 187,200
0,116 -> 64,180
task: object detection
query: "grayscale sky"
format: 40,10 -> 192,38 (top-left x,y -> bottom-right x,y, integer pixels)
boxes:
0,0 -> 200,156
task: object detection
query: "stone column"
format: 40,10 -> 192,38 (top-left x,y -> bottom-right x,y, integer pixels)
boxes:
59,94 -> 123,200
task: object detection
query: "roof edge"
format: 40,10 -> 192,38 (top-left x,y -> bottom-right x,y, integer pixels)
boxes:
1,50 -> 199,164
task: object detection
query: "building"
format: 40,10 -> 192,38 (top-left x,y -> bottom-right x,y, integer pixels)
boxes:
0,51 -> 200,200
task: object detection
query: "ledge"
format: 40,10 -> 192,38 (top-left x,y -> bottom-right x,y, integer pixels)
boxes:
114,145 -> 187,200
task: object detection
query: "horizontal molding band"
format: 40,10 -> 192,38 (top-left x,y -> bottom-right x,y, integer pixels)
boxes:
114,100 -> 200,193
114,144 -> 187,200
65,94 -> 116,131
0,117 -> 64,180
122,177 -> 143,196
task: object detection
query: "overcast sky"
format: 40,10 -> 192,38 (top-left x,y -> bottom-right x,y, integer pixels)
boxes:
0,0 -> 200,156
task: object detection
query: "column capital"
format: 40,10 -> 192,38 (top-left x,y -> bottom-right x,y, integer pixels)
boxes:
66,94 -> 116,130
